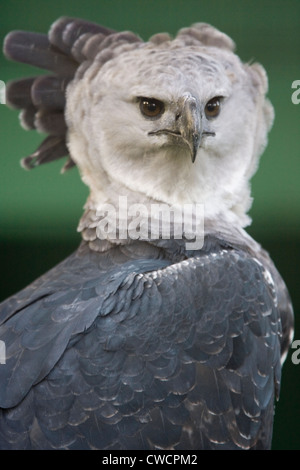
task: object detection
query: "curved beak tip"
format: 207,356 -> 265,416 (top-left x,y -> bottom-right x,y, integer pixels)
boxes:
190,134 -> 201,163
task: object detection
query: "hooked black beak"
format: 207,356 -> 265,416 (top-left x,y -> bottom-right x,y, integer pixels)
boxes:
178,95 -> 202,163
148,95 -> 215,163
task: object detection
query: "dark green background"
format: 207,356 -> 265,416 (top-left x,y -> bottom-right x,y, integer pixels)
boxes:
0,0 -> 299,450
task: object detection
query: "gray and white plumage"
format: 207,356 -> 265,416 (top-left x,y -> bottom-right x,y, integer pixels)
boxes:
0,18 -> 294,450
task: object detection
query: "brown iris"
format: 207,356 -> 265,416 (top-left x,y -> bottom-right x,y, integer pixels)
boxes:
205,97 -> 221,119
139,97 -> 165,118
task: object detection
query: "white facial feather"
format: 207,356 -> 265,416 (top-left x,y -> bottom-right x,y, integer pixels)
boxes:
65,23 -> 274,236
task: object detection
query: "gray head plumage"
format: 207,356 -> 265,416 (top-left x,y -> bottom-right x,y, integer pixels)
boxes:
3,18 -> 270,171
3,18 -> 274,231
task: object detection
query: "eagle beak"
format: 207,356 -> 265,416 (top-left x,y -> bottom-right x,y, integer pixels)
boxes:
177,95 -> 202,163
149,94 -> 213,163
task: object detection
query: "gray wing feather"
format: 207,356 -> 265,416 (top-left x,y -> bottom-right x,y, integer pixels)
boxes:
0,240 -> 285,449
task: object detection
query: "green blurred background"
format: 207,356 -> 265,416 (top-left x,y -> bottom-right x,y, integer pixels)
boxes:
0,0 -> 299,450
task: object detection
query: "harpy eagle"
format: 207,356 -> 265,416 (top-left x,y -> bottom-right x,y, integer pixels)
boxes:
0,18 -> 294,450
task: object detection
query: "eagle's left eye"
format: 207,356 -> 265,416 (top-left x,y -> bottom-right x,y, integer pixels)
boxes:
139,98 -> 165,118
205,96 -> 222,119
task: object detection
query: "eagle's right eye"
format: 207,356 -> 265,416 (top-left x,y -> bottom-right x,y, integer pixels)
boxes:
205,96 -> 222,119
139,97 -> 165,118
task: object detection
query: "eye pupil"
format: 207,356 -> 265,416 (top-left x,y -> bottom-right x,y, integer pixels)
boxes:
146,101 -> 156,113
140,98 -> 164,118
205,97 -> 221,118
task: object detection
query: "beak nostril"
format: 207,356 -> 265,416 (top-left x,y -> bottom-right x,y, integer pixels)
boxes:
175,113 -> 181,121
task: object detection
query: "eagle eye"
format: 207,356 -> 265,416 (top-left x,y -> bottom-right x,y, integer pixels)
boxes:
139,97 -> 165,118
205,96 -> 222,119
